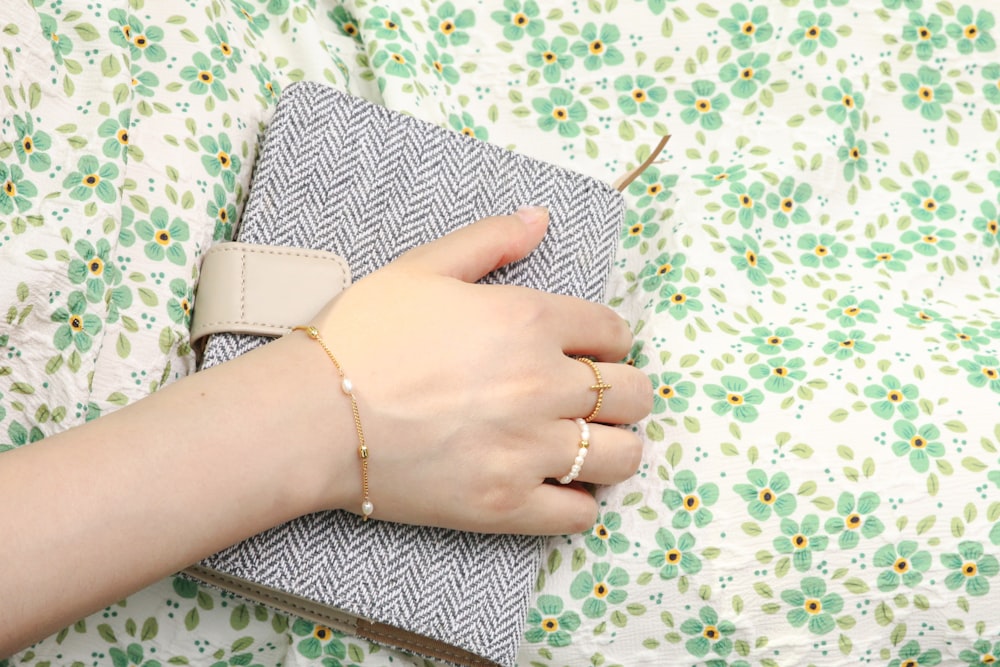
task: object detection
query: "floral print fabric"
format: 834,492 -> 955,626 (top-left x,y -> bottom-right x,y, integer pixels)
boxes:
3,0 -> 1000,666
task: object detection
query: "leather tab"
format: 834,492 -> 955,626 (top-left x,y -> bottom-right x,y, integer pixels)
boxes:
191,242 -> 352,343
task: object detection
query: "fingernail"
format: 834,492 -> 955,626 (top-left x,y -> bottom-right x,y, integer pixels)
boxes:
516,205 -> 548,226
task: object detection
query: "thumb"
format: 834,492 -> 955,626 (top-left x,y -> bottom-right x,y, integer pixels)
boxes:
393,207 -> 550,283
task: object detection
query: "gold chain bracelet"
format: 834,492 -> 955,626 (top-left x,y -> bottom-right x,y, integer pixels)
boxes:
293,325 -> 373,520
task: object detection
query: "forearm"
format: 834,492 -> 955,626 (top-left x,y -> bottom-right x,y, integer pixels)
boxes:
0,334 -> 353,655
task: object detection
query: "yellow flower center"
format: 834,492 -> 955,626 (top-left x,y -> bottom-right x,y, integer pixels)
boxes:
220,42 -> 232,56
391,53 -> 406,64
844,306 -> 860,317
918,27 -> 932,40
983,367 -> 999,379
131,77 -> 139,86
840,339 -> 855,348
384,20 -> 398,30
965,24 -> 979,39
805,598 -> 822,614
665,548 -> 681,563
741,67 -> 754,80
659,385 -> 674,399
842,94 -> 854,108
987,220 -> 999,234
815,245 -> 828,256
657,262 -> 672,275
542,51 -> 556,63
922,234 -> 938,243
22,136 -> 34,154
633,88 -> 647,102
846,512 -> 862,529
918,86 -> 934,101
133,34 -> 148,48
745,249 -> 757,266
684,494 -> 700,511
313,625 -> 331,641
727,392 -> 744,405
51,31 -> 60,42
122,25 -> 131,40
773,366 -> 788,377
768,336 -> 782,345
218,208 -> 228,222
542,617 -> 559,632
793,533 -> 808,549
589,40 -> 604,55
741,194 -> 753,208
983,654 -> 997,664
343,22 -> 357,35
758,488 -> 775,504
910,435 -> 927,449
3,180 -> 15,197
806,25 -> 821,39
963,562 -> 978,577
69,315 -> 84,332
877,253 -> 892,262
903,660 -> 918,667
117,128 -> 129,145
440,20 -> 455,34
593,582 -> 610,598
850,147 -> 861,160
671,292 -> 686,304
714,173 -> 729,181
918,311 -> 933,320
894,557 -> 910,573
647,184 -> 662,196
217,151 -> 230,168
781,197 -> 794,211
461,127 -> 475,137
433,60 -> 443,72
742,21 -> 755,35
83,173 -> 100,188
956,332 -> 971,341
199,70 -> 213,84
595,524 -> 609,539
88,257 -> 104,276
155,229 -> 171,246
696,98 -> 712,112
886,390 -> 903,403
513,12 -> 529,26
552,107 -> 568,121
703,625 -> 719,640
922,198 -> 937,211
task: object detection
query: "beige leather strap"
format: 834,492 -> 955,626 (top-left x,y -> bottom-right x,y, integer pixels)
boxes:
190,242 -> 351,343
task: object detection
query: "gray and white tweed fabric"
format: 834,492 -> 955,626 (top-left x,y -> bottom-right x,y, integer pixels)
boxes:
197,82 -> 624,667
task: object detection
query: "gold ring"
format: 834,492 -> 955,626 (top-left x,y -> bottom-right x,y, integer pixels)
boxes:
577,357 -> 611,423
558,418 -> 591,484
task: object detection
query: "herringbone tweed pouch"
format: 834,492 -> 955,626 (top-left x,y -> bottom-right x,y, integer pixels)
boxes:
189,82 -> 624,667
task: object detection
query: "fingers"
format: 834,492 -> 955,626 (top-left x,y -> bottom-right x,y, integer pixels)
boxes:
545,420 -> 643,486
393,207 -> 550,283
553,357 -> 654,424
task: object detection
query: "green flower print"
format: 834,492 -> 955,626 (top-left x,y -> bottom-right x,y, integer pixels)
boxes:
291,618 -> 349,661
680,606 -> 736,659
822,329 -> 876,359
749,356 -> 806,393
942,541 -> 999,595
621,208 -> 660,249
656,284 -> 703,320
903,13 -> 949,61
0,163 -> 37,214
901,66 -> 953,120
615,74 -> 668,117
97,110 -> 132,159
372,43 -> 417,78
857,242 -> 913,271
251,62 -> 283,102
208,184 -> 237,241
364,7 -> 408,40
734,469 -> 796,520
429,1 -> 475,47
890,421 -> 944,472
531,88 -> 587,138
527,37 -> 574,84
788,12 -> 837,56
180,52 -> 228,100
585,511 -> 630,555
233,0 -> 270,35
52,291 -> 102,353
946,5 -> 996,54
448,112 -> 489,141
693,164 -> 747,187
742,326 -> 804,355
723,181 -> 767,228
492,0 -> 543,41
719,52 -> 771,99
972,196 -> 1000,247
570,562 -> 629,618
822,78 -> 865,127
650,371 -> 696,414
525,595 -> 580,647
109,643 -> 161,667
900,224 -> 957,255
135,207 -> 190,266
766,177 -> 812,227
958,355 -> 1000,392
0,420 -> 44,452
677,80 -> 730,130
638,251 -> 685,291
328,6 -> 362,41
864,374 -> 919,419
942,324 -> 990,350
825,492 -> 885,549
874,541 -> 932,592
781,577 -> 843,635
663,470 -> 719,529
39,14 -> 73,64
130,66 -> 160,97
648,527 -> 702,579
705,375 -> 764,422
837,128 -> 869,181
108,10 -> 166,62
68,238 -> 118,303
983,63 -> 1000,104
627,166 -> 677,208
894,304 -> 945,327
727,235 -> 773,286
719,4 -> 773,50
167,279 -> 194,327
827,295 -> 880,328
571,23 -> 625,70
12,114 -> 53,172
624,340 -> 649,369
200,133 -> 242,192
883,0 -> 922,8
773,514 -> 829,572
960,640 -> 1000,667
888,641 -> 941,667
424,42 -> 459,85
798,233 -> 848,268
901,180 -> 956,222
62,155 -> 119,203
206,23 -> 243,72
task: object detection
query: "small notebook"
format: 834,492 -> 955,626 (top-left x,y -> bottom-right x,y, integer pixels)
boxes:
189,82 -> 625,667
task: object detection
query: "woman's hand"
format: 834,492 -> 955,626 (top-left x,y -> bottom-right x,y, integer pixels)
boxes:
303,206 -> 653,534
